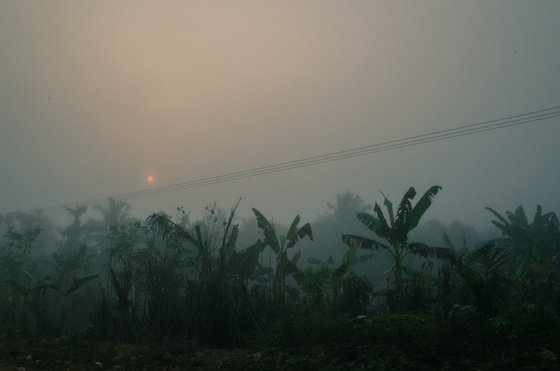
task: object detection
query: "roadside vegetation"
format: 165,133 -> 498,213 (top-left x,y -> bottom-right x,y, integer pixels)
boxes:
1,187 -> 559,370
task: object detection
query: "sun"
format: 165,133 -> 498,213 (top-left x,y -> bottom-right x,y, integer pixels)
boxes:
146,175 -> 155,183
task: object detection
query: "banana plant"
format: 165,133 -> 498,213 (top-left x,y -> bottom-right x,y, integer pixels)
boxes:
486,205 -> 560,271
4,268 -> 98,334
148,200 -> 266,282
4,268 -> 98,302
306,245 -> 374,296
486,205 -> 560,307
304,245 -> 375,312
342,186 -> 451,299
252,208 -> 313,300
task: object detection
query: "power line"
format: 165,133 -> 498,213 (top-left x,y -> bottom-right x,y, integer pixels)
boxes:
35,106 -> 560,213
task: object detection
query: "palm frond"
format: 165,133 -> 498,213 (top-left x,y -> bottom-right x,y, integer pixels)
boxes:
408,242 -> 455,259
333,245 -> 357,279
352,252 -> 376,266
286,215 -> 301,242
286,222 -> 313,248
235,240 -> 266,282
146,212 -> 197,246
467,243 -> 509,280
342,234 -> 390,250
508,205 -> 528,227
372,203 -> 391,240
382,192 -> 395,226
485,207 -> 509,232
356,212 -> 381,233
395,187 -> 416,232
65,274 -> 99,296
252,208 -> 280,253
406,185 -> 442,234
307,256 -> 324,266
282,254 -> 305,286
461,242 -> 510,314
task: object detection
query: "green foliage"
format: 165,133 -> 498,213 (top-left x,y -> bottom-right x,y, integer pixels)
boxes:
252,208 -> 313,301
302,246 -> 373,315
3,267 -> 98,336
342,186 -> 449,311
0,225 -> 42,332
146,200 -> 259,347
301,265 -> 335,311
0,225 -> 41,281
369,312 -> 439,350
458,243 -> 510,315
2,224 -> 42,255
326,191 -> 372,223
2,194 -> 560,367
257,310 -> 356,348
486,205 -> 560,311
52,244 -> 92,291
340,275 -> 373,315
64,274 -> 99,296
436,233 -> 511,317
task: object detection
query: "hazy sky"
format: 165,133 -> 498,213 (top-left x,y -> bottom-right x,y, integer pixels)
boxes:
1,1 -> 559,229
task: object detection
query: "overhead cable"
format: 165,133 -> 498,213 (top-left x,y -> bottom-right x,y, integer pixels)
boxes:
35,106 -> 560,213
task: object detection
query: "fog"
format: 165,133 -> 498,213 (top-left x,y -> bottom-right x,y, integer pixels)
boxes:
1,1 -> 559,230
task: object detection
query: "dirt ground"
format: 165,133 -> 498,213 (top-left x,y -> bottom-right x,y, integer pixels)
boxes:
1,337 -> 559,371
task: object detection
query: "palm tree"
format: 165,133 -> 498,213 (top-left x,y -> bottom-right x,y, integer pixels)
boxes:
60,205 -> 88,250
83,198 -> 136,261
301,192 -> 371,270
326,191 -> 372,225
94,198 -> 131,227
54,206 -> 94,293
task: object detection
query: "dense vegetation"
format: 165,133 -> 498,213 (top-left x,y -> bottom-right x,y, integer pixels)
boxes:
1,187 -> 559,370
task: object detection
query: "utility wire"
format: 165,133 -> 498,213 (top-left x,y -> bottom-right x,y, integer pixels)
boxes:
34,106 -> 560,213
